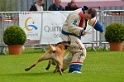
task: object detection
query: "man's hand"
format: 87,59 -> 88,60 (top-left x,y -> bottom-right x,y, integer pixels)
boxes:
82,30 -> 91,36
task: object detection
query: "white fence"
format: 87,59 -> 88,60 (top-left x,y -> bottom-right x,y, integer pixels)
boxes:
0,10 -> 124,53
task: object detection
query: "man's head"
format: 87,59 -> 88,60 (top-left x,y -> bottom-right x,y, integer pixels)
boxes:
55,0 -> 61,7
84,8 -> 96,20
70,0 -> 77,8
37,0 -> 43,5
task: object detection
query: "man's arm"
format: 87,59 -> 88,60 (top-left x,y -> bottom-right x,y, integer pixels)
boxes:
67,13 -> 84,36
88,17 -> 104,33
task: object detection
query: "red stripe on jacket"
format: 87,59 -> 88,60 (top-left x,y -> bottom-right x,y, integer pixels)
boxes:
78,12 -> 84,27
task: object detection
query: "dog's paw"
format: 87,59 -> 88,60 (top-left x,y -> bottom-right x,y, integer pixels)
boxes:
60,72 -> 63,75
45,67 -> 50,70
25,68 -> 30,71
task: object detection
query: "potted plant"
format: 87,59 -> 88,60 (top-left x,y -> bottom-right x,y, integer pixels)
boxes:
105,22 -> 124,51
3,25 -> 26,55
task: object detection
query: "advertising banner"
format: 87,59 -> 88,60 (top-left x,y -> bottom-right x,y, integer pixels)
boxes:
40,12 -> 69,44
19,12 -> 42,44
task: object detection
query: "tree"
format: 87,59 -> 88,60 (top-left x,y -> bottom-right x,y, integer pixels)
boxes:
0,0 -> 17,11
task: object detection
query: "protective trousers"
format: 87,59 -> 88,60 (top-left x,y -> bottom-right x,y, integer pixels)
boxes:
62,35 -> 86,72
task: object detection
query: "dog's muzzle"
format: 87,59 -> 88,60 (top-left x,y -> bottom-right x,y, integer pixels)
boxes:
67,41 -> 71,44
64,41 -> 71,49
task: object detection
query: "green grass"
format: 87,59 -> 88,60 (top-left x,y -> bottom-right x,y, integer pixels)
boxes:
0,49 -> 124,82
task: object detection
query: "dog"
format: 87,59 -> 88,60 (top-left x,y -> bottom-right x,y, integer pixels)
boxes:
25,41 -> 70,75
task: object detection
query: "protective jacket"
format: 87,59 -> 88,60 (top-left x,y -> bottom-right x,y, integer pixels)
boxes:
61,7 -> 103,72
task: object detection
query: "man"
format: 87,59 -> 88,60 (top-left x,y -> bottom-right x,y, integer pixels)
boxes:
48,0 -> 64,11
29,0 -> 45,11
60,6 -> 103,73
65,0 -> 78,11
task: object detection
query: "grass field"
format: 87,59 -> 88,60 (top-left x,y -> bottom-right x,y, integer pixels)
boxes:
0,49 -> 124,82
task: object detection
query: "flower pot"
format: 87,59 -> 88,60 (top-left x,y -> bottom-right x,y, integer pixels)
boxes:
109,42 -> 123,51
8,45 -> 22,55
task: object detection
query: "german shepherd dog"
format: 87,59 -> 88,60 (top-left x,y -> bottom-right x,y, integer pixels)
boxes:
25,41 -> 70,75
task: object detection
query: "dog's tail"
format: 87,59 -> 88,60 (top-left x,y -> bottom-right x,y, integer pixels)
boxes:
48,44 -> 56,52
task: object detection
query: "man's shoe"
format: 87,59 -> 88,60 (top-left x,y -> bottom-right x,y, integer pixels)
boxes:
72,71 -> 82,74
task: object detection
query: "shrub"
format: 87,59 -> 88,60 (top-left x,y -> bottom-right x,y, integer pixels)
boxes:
105,22 -> 124,42
3,25 -> 26,45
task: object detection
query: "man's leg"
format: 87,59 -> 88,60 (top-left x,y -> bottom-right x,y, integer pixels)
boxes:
62,52 -> 73,71
68,39 -> 86,73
